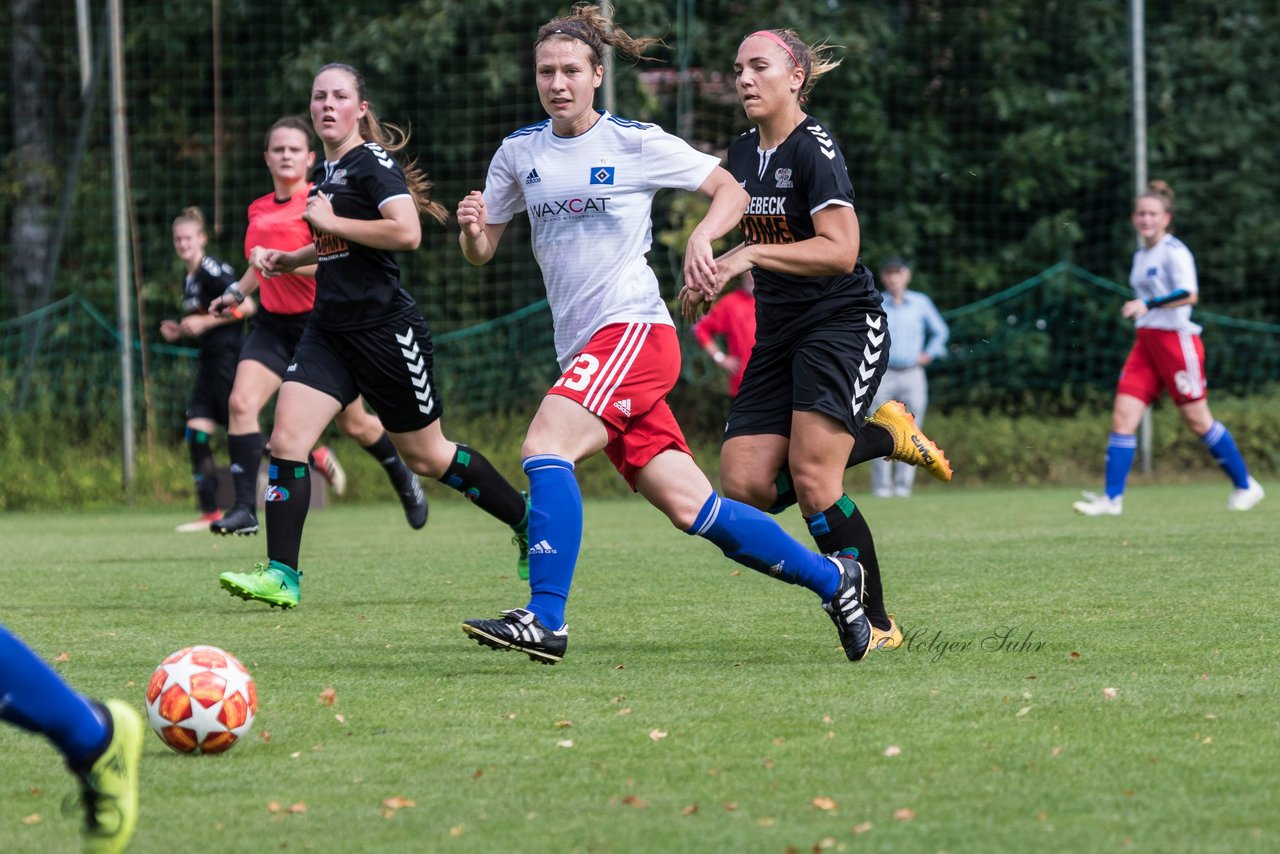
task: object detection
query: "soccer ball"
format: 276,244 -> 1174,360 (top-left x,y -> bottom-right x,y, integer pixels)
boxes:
145,645 -> 257,754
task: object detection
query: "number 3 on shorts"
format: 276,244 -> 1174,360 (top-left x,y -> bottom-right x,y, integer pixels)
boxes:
555,353 -> 601,392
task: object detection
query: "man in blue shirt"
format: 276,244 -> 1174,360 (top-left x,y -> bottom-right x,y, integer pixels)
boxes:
869,257 -> 950,497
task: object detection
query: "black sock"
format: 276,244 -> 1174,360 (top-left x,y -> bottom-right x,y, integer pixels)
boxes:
439,444 -> 527,529
847,423 -> 894,467
804,495 -> 891,630
226,432 -> 264,510
187,428 -> 218,513
265,457 -> 311,571
361,432 -> 416,493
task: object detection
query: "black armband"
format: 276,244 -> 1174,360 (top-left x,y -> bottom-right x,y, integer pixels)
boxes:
1145,289 -> 1190,309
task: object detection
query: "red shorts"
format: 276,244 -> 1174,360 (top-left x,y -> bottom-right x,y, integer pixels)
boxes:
1116,328 -> 1207,406
547,322 -> 690,489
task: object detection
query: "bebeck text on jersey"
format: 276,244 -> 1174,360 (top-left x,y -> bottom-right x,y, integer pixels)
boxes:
742,193 -> 794,244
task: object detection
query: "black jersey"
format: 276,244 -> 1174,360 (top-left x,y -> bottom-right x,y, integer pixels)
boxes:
182,254 -> 243,357
726,118 -> 879,336
308,142 -> 417,330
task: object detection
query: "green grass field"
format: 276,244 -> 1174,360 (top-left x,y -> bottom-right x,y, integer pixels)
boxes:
2,482 -> 1276,853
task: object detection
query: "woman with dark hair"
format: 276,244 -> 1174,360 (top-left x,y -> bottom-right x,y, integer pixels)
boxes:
457,6 -> 874,666
208,116 -> 427,538
217,63 -> 529,609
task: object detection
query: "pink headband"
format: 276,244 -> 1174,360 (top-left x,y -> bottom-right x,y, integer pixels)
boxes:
748,30 -> 800,70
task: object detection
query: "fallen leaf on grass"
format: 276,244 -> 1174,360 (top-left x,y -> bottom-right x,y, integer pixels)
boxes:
318,687 -> 338,706
383,796 -> 416,810
473,769 -> 483,780
267,802 -> 281,813
259,731 -> 272,743
812,796 -> 837,811
289,752 -> 302,759
335,714 -> 345,724
756,817 -> 776,827
1051,746 -> 1062,757
729,569 -> 742,576
1016,706 -> 1033,717
724,802 -> 738,811
554,720 -> 572,729
821,715 -> 833,724
54,652 -> 70,662
617,707 -> 632,716
1102,688 -> 1118,699
288,803 -> 307,814
21,814 -> 41,825
556,739 -> 574,748
449,824 -> 465,837
681,804 -> 699,815
649,729 -> 668,741
882,745 -> 901,757
621,795 -> 649,808
816,837 -> 837,849
893,808 -> 915,821
1069,651 -> 1081,659
852,822 -> 873,834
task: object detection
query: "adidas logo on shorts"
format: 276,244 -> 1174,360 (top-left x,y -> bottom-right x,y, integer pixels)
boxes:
613,398 -> 632,417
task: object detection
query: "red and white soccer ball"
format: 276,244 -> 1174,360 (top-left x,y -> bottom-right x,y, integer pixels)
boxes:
145,645 -> 257,754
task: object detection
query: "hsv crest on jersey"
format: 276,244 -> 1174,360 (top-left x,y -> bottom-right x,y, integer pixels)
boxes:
590,166 -> 615,185
774,167 -> 793,188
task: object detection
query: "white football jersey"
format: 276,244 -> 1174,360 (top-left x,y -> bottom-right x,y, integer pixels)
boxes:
483,111 -> 720,368
1129,234 -> 1201,334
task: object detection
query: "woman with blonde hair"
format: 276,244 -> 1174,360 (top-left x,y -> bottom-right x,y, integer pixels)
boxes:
1073,180 -> 1263,515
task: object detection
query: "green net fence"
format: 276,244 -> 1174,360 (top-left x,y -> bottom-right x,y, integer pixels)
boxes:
3,1 -> 1279,432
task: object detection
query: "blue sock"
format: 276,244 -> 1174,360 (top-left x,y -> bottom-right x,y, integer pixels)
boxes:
688,492 -> 840,601
522,455 -> 581,630
1105,433 -> 1137,499
0,626 -> 108,767
1202,421 -> 1250,489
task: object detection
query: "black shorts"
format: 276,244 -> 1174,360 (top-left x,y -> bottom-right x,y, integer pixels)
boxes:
725,305 -> 889,440
186,354 -> 237,426
238,309 -> 312,377
285,312 -> 441,433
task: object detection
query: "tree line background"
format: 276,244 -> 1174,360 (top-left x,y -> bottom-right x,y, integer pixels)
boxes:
1,0 -> 1278,423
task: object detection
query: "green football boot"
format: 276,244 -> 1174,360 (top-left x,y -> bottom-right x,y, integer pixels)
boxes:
219,560 -> 301,609
513,491 -> 531,581
74,699 -> 143,854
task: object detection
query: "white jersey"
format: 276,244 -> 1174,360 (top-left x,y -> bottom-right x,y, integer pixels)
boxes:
483,111 -> 720,368
1129,233 -> 1201,334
